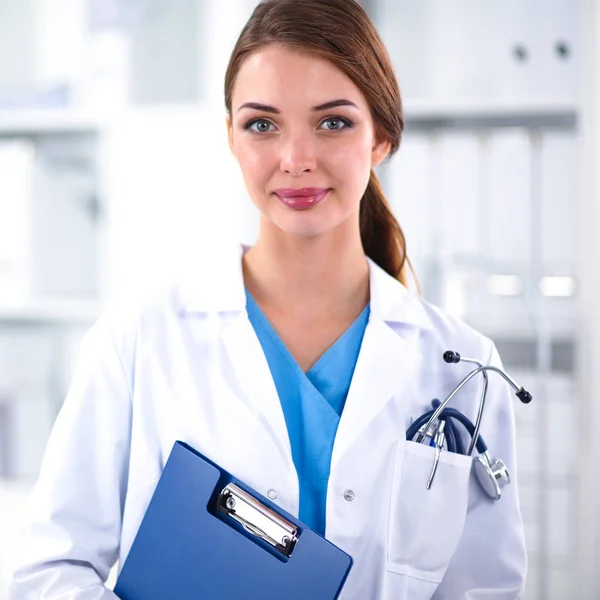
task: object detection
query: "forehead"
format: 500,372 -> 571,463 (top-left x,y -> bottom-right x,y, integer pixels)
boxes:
231,44 -> 368,110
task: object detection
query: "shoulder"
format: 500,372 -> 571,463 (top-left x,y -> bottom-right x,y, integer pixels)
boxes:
368,257 -> 495,363
396,294 -> 507,421
84,278 -> 199,362
91,243 -> 243,338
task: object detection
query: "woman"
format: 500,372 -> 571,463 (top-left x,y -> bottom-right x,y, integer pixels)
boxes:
8,0 -> 527,598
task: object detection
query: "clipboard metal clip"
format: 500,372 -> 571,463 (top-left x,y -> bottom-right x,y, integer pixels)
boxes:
218,483 -> 298,557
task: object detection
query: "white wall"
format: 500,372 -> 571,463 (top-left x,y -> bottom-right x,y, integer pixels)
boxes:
576,0 -> 600,597
101,105 -> 251,303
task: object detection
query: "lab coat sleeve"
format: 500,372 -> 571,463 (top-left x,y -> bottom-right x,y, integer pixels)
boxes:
432,340 -> 528,600
7,314 -> 133,599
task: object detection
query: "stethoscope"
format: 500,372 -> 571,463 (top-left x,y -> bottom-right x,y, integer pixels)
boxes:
405,350 -> 532,501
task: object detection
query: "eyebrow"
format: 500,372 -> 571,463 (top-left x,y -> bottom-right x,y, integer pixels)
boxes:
237,99 -> 359,114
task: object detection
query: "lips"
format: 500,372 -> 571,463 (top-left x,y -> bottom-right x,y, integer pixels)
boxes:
273,188 -> 330,210
274,187 -> 329,197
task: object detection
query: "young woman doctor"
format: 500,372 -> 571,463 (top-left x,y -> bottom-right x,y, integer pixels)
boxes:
8,0 -> 527,598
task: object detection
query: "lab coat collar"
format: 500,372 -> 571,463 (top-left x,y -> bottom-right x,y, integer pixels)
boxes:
366,255 -> 430,330
183,243 -> 431,331
186,242 -> 431,472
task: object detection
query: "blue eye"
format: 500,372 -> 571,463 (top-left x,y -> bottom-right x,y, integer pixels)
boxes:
243,116 -> 353,134
245,119 -> 275,134
320,117 -> 352,131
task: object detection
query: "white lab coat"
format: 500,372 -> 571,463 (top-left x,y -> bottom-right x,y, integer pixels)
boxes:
8,245 -> 527,599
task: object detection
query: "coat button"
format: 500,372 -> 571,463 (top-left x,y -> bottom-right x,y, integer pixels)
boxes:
267,489 -> 279,500
343,489 -> 355,502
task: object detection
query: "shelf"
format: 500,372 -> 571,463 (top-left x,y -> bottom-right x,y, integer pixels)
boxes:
0,298 -> 101,324
404,98 -> 578,129
0,109 -> 105,137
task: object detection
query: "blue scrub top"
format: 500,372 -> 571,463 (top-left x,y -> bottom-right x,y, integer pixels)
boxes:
245,289 -> 370,536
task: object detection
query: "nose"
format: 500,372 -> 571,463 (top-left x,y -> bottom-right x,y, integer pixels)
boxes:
279,131 -> 317,175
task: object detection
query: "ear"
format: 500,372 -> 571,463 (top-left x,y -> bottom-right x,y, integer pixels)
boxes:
226,114 -> 234,155
372,137 -> 392,167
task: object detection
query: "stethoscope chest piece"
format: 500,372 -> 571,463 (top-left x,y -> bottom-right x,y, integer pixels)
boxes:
472,452 -> 511,501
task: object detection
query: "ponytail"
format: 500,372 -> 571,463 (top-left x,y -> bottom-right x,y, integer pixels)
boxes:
360,170 -> 415,289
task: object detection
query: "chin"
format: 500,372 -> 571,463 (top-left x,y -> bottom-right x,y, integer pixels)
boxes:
276,214 -> 348,239
278,223 -> 331,238
260,199 -> 356,238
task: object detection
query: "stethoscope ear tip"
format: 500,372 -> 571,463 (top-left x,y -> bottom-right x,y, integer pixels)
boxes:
516,387 -> 533,404
443,350 -> 461,364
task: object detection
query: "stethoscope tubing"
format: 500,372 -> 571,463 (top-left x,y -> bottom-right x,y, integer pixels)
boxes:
470,373 -> 488,456
406,401 -> 487,455
437,404 -> 488,454
416,365 -> 523,446
458,357 -> 488,456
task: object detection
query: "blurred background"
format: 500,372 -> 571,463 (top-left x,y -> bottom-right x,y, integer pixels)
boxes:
0,0 -> 599,598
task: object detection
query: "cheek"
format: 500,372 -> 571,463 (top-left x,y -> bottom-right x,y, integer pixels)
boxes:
326,139 -> 373,185
238,150 -> 261,174
236,144 -> 273,185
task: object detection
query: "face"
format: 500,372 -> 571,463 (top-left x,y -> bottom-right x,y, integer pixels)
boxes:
227,44 -> 391,239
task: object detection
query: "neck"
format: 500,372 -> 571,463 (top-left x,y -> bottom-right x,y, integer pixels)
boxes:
242,227 -> 369,321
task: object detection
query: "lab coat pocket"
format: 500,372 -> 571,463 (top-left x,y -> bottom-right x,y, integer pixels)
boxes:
387,440 -> 472,583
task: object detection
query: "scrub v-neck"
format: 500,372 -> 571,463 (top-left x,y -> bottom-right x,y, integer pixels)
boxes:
245,289 -> 370,535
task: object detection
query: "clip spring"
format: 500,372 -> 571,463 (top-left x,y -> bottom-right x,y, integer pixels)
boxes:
218,483 -> 298,557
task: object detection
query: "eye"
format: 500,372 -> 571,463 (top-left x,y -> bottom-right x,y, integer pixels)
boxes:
244,119 -> 276,134
243,116 -> 353,134
320,117 -> 353,131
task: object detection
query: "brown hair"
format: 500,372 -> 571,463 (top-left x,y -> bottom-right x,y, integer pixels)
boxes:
224,0 -> 413,286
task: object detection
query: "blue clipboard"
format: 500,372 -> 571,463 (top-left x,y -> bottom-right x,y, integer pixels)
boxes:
114,441 -> 353,599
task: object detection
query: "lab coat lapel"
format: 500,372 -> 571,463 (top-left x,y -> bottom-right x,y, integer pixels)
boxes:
220,313 -> 294,470
331,319 -> 422,469
331,260 -> 429,470
183,243 -> 294,471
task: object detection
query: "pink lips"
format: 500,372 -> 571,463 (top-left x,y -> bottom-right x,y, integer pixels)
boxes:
273,188 -> 330,210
